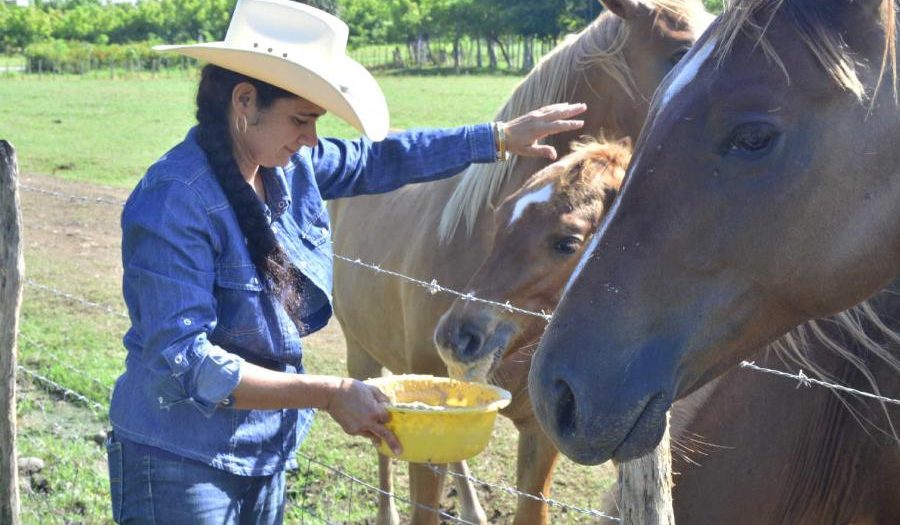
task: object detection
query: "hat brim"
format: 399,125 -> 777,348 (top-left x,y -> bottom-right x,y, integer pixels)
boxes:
154,42 -> 389,141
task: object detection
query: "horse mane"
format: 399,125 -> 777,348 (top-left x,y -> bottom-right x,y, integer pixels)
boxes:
770,299 -> 900,441
520,137 -> 631,210
712,0 -> 898,102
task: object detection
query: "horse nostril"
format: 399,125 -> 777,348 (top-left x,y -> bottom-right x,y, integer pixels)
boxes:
457,322 -> 484,359
554,379 -> 577,438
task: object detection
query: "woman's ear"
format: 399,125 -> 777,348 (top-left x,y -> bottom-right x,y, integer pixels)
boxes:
231,82 -> 258,116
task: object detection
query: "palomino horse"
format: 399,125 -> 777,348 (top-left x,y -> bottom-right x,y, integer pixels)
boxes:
434,135 -> 900,522
329,0 -> 713,522
529,0 -> 900,467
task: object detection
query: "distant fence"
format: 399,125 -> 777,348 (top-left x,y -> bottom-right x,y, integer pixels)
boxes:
3,36 -> 559,78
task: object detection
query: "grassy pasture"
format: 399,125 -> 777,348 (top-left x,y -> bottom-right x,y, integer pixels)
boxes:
4,74 -> 615,524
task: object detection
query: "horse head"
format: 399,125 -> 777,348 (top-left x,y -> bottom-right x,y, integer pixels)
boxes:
529,0 -> 900,466
435,139 -> 631,398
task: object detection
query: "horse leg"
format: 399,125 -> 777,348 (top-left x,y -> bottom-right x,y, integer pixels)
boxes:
449,461 -> 488,525
409,462 -> 446,525
345,339 -> 398,525
512,425 -> 560,525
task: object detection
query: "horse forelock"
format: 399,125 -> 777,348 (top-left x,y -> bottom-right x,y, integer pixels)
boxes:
768,299 -> 900,442
437,12 -> 636,244
713,0 -> 898,103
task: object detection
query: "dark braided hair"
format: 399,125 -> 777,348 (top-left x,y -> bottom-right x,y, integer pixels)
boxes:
195,64 -> 302,319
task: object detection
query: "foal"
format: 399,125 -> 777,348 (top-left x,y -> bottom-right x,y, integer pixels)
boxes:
435,137 -> 630,522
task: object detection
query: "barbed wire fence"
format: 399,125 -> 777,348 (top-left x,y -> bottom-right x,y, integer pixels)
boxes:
13,182 -> 900,523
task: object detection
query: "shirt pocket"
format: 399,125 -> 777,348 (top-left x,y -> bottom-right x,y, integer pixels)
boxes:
298,206 -> 331,247
212,264 -> 267,343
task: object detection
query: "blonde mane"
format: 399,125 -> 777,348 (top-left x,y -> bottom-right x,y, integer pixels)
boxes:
712,0 -> 898,101
770,299 -> 900,440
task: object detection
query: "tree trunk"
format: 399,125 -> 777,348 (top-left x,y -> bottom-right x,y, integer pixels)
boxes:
494,37 -> 513,70
453,37 -> 461,73
476,38 -> 483,69
617,414 -> 675,525
0,140 -> 23,525
522,35 -> 535,72
487,38 -> 498,70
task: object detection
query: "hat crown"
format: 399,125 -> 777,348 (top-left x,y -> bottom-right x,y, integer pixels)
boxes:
224,0 -> 349,60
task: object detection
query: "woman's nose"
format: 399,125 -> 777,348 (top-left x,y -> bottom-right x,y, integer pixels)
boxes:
297,126 -> 318,148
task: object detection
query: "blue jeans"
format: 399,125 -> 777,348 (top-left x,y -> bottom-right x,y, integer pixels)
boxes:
106,433 -> 286,524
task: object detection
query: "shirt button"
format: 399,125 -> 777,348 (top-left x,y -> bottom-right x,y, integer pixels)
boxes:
221,398 -> 231,406
174,354 -> 184,364
158,397 -> 164,405
182,318 -> 192,326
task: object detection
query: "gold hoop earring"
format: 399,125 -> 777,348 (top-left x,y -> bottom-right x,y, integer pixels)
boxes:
234,115 -> 248,134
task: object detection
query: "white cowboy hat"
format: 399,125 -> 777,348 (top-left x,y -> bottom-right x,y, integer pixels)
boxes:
153,0 -> 389,140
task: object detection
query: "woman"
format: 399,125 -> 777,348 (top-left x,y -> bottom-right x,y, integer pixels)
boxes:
106,1 -> 586,523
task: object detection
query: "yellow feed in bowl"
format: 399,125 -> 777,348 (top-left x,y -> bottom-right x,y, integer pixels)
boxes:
364,375 -> 512,464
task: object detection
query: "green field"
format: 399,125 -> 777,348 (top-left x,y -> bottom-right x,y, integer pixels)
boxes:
0,74 -> 522,187
5,74 -> 616,524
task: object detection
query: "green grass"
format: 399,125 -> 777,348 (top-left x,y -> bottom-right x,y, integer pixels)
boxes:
0,74 -> 521,188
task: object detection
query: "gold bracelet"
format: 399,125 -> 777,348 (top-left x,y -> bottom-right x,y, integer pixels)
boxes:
495,121 -> 508,162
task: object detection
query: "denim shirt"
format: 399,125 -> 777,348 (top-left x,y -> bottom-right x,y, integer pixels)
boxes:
110,124 -> 497,476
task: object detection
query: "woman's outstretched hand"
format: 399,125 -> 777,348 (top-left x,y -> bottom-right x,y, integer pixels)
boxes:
326,378 -> 403,455
502,102 -> 587,160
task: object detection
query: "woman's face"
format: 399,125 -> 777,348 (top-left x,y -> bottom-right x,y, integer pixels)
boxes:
233,84 -> 327,168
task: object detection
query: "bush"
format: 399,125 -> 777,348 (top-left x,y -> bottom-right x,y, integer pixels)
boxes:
22,39 -> 183,73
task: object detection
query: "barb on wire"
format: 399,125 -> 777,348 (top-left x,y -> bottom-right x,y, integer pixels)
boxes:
298,452 -> 477,525
16,364 -> 107,413
26,279 -> 129,320
740,361 -> 900,407
21,183 -> 125,207
18,332 -> 115,396
425,464 -> 621,522
333,255 -> 553,322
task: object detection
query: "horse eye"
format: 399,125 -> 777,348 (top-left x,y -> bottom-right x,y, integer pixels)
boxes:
553,236 -> 582,255
725,123 -> 779,156
669,48 -> 690,66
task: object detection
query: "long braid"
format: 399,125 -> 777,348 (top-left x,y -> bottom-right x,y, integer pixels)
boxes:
195,64 -> 302,319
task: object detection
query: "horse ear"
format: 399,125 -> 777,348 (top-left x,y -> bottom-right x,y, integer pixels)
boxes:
599,0 -> 647,20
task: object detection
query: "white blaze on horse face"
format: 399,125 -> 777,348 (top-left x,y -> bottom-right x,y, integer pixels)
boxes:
509,183 -> 555,227
661,37 -> 717,108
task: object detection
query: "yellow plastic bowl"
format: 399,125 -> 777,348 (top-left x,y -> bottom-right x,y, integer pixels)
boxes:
364,375 -> 512,464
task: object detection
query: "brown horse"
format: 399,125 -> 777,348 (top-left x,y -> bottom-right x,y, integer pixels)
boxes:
329,1 -> 713,523
438,137 -> 900,522
435,134 -> 900,522
529,0 -> 900,468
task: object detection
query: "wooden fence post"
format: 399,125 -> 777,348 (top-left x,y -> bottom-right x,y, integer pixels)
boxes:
0,140 -> 24,525
618,413 -> 675,525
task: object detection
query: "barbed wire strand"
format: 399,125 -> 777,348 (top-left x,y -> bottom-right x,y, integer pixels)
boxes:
425,464 -> 621,522
298,452 -> 477,525
332,254 -> 552,322
740,360 -> 900,407
16,364 -> 106,413
26,279 -> 129,320
21,183 -> 126,207
20,183 -> 553,322
18,332 -> 114,396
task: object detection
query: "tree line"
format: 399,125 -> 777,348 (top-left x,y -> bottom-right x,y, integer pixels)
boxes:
3,0 -> 723,72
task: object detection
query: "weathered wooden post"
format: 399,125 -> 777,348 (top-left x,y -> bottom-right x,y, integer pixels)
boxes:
618,413 -> 675,525
0,140 -> 24,525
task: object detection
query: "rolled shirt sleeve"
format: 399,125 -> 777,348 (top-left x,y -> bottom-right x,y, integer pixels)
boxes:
122,177 -> 243,417
310,123 -> 497,199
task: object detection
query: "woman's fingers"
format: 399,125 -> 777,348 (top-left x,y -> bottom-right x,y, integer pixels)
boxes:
503,102 -> 587,158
